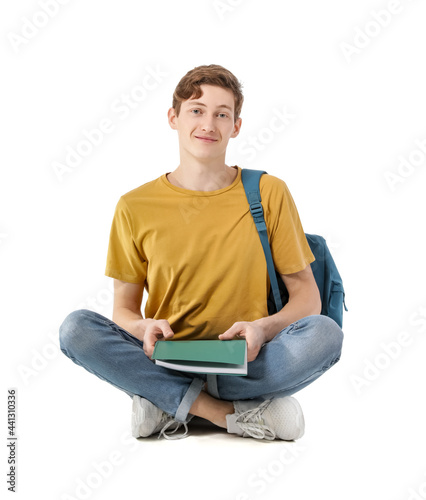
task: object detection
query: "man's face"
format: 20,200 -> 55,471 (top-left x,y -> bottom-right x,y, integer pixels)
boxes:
168,84 -> 242,163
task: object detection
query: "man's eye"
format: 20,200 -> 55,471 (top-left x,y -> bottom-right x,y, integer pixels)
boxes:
218,113 -> 228,118
191,109 -> 201,114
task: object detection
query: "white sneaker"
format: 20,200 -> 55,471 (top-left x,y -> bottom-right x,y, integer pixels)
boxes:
226,397 -> 305,441
131,395 -> 189,440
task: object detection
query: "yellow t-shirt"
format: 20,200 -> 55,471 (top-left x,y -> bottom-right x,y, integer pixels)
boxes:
105,166 -> 314,340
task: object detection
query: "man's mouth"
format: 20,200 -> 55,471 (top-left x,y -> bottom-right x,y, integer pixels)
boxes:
195,136 -> 217,143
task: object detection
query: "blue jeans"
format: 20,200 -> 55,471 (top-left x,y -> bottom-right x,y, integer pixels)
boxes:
59,310 -> 343,423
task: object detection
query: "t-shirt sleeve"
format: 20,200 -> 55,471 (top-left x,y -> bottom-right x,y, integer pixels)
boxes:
105,196 -> 147,284
262,175 -> 315,275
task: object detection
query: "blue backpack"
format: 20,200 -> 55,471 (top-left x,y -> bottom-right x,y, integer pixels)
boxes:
241,169 -> 347,328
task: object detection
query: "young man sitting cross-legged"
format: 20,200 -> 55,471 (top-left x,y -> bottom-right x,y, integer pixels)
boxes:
59,64 -> 343,441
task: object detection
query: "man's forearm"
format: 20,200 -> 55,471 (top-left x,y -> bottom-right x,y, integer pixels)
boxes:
112,307 -> 147,341
253,292 -> 321,343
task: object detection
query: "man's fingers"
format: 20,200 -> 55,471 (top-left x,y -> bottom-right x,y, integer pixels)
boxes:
218,330 -> 234,340
157,320 -> 174,339
219,323 -> 243,340
144,341 -> 155,359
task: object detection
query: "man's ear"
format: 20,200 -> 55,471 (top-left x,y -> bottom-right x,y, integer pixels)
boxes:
168,107 -> 178,130
231,117 -> 242,138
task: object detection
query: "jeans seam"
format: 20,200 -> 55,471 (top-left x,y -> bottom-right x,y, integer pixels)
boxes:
61,351 -> 134,396
111,323 -> 141,342
282,355 -> 341,393
270,321 -> 298,342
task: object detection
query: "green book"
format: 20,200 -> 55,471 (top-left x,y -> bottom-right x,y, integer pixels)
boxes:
152,340 -> 247,376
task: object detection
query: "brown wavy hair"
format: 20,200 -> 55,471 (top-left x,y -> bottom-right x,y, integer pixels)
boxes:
172,64 -> 244,122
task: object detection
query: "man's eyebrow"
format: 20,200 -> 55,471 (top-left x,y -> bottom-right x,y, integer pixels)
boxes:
187,101 -> 233,111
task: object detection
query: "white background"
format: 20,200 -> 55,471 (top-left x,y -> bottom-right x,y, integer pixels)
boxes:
2,1 -> 426,499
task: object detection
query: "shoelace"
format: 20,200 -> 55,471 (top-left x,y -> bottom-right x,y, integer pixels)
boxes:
235,399 -> 275,440
158,418 -> 189,440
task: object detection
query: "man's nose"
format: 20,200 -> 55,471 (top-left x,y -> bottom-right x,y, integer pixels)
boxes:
201,114 -> 216,132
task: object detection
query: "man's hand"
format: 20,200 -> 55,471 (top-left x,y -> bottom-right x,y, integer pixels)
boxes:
142,319 -> 174,359
218,321 -> 267,362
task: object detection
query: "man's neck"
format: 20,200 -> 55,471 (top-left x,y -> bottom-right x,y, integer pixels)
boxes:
167,159 -> 238,192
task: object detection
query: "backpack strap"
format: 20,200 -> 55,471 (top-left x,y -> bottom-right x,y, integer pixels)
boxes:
241,168 -> 283,312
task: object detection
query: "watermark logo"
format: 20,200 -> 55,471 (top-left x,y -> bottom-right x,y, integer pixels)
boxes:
407,473 -> 426,500
238,105 -> 296,163
52,65 -> 168,182
17,330 -> 61,385
7,0 -> 73,53
349,304 -> 426,394
384,137 -> 426,192
233,443 -> 306,499
17,282 -> 114,385
74,281 -> 114,316
213,0 -> 249,21
178,196 -> 210,225
60,429 -> 138,500
340,0 -> 415,63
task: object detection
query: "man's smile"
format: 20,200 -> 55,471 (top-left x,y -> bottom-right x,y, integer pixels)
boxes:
194,135 -> 218,143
